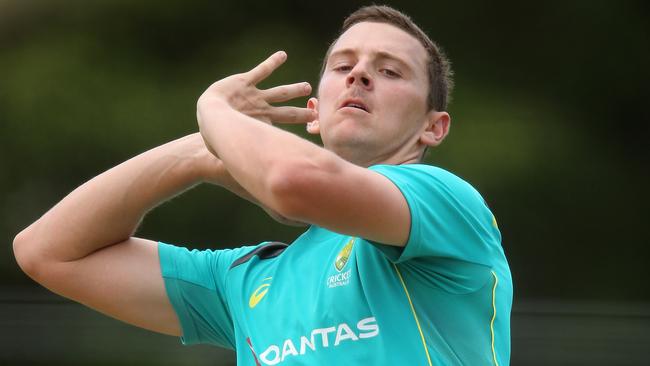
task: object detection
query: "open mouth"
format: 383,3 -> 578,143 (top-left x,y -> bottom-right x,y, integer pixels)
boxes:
340,99 -> 370,113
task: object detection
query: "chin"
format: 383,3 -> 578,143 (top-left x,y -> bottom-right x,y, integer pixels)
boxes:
325,121 -> 369,142
325,137 -> 379,166
324,131 -> 363,151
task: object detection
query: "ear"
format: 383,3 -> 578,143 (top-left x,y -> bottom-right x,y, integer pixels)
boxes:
420,111 -> 450,147
306,97 -> 320,135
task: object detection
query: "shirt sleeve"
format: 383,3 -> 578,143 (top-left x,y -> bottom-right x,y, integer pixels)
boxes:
158,242 -> 256,348
369,164 -> 502,291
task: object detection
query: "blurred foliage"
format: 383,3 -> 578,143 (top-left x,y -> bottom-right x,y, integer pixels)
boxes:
1,0 -> 648,303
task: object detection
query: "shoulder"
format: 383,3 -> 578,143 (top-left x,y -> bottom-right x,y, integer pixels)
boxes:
369,164 -> 484,202
370,163 -> 464,183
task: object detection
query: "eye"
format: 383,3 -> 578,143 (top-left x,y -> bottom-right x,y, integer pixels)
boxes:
380,68 -> 401,78
333,65 -> 353,72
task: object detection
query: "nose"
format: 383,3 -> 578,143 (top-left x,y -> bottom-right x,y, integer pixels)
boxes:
346,64 -> 373,90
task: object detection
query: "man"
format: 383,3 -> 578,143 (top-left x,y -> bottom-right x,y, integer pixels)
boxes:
13,5 -> 512,366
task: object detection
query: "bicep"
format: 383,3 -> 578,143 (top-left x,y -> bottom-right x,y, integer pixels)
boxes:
286,163 -> 411,246
42,238 -> 181,336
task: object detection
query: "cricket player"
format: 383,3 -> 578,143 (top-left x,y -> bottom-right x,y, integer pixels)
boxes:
14,5 -> 512,365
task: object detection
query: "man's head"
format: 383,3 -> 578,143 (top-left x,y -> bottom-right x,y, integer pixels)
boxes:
321,6 -> 453,113
306,5 -> 453,166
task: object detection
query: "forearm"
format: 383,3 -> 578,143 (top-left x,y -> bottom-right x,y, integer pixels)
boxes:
15,134 -> 208,263
198,103 -> 336,216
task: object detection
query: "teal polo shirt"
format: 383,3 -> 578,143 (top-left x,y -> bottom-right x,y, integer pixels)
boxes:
159,164 -> 513,365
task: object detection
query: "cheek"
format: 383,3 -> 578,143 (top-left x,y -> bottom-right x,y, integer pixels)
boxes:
382,86 -> 428,126
395,82 -> 426,106
317,78 -> 339,115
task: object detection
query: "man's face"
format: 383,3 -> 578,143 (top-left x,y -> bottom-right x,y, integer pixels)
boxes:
311,21 -> 432,166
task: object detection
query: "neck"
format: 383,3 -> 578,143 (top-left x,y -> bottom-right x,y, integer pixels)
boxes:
333,146 -> 424,167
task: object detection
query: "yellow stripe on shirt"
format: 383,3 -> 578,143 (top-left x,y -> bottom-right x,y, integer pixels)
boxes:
393,264 -> 433,366
490,270 -> 499,366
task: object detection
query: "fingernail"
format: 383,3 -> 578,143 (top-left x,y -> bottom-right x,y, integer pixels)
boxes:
304,83 -> 312,93
277,51 -> 287,60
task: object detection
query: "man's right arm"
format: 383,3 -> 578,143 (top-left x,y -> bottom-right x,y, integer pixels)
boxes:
12,133 -> 219,336
12,56 -> 314,336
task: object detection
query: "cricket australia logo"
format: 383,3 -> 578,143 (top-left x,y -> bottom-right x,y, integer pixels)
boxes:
327,239 -> 354,288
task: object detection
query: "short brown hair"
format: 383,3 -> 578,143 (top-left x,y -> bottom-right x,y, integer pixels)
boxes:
319,5 -> 453,111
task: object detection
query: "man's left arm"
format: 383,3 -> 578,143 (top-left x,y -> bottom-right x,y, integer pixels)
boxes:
197,51 -> 410,246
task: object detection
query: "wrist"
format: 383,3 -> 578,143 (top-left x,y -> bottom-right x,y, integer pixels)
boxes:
160,133 -> 212,183
176,133 -> 228,185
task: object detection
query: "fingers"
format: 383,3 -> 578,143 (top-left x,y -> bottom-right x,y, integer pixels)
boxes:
267,106 -> 317,124
264,82 -> 312,103
246,51 -> 287,85
233,51 -> 315,124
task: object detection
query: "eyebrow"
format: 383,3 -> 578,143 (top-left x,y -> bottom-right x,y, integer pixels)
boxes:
328,48 -> 414,72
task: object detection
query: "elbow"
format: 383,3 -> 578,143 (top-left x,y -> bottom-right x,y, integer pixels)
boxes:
13,227 -> 45,281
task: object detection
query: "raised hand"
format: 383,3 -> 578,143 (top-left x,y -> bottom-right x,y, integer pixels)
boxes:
197,51 -> 315,125
194,52 -> 315,226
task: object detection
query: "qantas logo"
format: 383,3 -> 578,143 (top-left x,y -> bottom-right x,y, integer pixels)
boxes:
248,316 -> 379,365
249,277 -> 272,309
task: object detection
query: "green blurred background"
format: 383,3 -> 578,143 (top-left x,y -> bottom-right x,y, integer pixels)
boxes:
1,0 -> 648,364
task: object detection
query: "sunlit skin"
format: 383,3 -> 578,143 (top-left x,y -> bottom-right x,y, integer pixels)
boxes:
307,22 -> 450,167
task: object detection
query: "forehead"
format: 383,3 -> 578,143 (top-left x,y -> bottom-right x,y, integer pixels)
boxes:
329,22 -> 428,74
